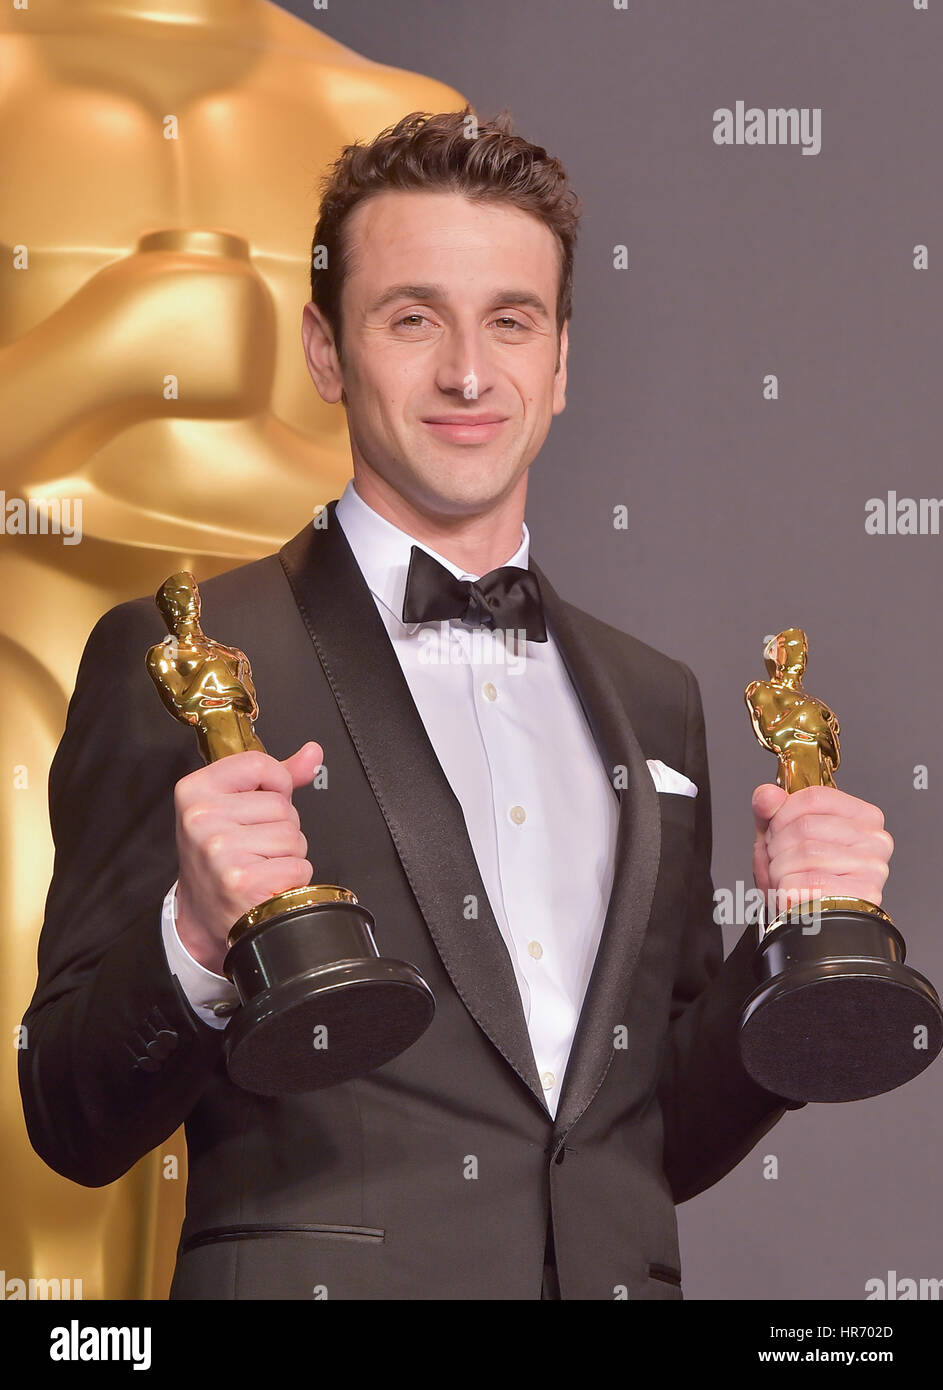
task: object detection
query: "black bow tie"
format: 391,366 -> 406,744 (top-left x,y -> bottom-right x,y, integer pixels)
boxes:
401,544 -> 548,643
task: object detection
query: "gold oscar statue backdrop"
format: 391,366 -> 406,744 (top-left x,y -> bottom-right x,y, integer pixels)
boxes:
0,0 -> 465,1299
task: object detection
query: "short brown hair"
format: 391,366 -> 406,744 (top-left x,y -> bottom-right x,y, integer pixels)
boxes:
309,106 -> 582,361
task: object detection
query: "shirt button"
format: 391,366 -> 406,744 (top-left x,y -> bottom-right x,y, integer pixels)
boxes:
482,681 -> 497,701
509,805 -> 526,825
528,940 -> 543,960
541,1071 -> 556,1091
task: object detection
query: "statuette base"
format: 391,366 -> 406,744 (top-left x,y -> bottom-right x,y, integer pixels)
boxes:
222,895 -> 435,1096
739,906 -> 943,1103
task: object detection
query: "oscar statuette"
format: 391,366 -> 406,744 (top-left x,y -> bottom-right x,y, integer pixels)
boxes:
739,628 -> 943,1102
146,572 -> 435,1097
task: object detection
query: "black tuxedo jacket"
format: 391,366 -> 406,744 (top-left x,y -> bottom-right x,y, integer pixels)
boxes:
19,501 -> 798,1300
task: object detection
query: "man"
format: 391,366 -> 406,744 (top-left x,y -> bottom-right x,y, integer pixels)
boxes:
19,108 -> 893,1300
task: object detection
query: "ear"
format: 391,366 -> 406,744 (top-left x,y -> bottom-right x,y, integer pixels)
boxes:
301,301 -> 344,405
552,319 -> 568,416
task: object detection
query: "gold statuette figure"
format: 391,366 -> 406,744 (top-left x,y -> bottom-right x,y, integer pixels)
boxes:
149,573 -> 265,763
745,628 -> 840,792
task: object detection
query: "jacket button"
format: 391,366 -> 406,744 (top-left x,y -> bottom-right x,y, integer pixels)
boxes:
146,1029 -> 178,1062
129,1028 -> 179,1071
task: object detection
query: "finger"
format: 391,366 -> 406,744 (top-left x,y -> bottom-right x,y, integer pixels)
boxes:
766,784 -> 885,834
772,870 -> 886,907
202,823 -> 309,868
178,793 -> 302,837
768,844 -> 891,888
766,814 -> 889,857
226,793 -> 303,829
205,792 -> 302,829
224,858 -> 314,904
176,750 -> 293,803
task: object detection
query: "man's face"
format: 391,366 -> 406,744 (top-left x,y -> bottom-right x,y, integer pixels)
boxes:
303,189 -> 568,521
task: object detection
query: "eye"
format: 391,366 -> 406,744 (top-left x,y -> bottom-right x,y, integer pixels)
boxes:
392,313 -> 528,332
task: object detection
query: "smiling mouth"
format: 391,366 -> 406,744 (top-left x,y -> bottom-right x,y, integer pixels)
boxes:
422,417 -> 508,442
423,414 -> 507,424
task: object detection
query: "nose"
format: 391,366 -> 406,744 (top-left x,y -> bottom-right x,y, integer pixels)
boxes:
433,321 -> 493,400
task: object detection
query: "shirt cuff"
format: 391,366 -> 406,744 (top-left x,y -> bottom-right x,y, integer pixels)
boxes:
160,881 -> 238,1030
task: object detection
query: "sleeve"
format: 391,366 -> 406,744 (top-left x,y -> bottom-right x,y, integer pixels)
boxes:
160,880 -> 237,1029
656,660 -> 805,1205
18,601 -> 227,1188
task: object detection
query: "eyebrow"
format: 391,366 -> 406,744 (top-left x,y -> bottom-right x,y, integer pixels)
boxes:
366,283 -> 551,319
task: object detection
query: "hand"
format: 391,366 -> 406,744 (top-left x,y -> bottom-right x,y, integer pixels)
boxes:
173,741 -> 323,974
752,782 -> 894,915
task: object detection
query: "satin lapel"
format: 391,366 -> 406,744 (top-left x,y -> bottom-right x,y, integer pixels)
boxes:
527,559 -> 663,1140
278,504 -> 546,1111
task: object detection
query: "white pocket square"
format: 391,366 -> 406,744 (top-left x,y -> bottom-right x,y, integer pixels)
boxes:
646,759 -> 698,797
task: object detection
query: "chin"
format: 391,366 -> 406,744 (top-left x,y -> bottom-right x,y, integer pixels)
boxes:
421,460 -> 522,502
419,480 -> 515,518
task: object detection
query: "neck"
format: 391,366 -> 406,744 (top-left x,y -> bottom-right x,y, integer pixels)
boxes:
351,466 -> 529,576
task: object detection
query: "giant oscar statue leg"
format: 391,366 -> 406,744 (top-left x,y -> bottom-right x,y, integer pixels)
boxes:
739,628 -> 943,1103
146,572 -> 435,1097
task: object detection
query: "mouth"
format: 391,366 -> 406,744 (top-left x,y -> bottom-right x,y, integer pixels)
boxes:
422,415 -> 508,444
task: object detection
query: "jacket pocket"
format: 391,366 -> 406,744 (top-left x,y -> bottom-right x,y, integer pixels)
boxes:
648,1262 -> 682,1287
180,1223 -> 385,1254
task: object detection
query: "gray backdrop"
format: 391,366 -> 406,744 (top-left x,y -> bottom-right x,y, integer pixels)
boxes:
279,0 -> 943,1301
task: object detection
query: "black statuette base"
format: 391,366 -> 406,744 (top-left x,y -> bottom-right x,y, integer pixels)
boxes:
738,908 -> 943,1104
222,900 -> 435,1097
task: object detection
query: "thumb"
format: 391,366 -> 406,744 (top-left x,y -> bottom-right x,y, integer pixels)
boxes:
752,781 -> 788,837
281,740 -> 324,789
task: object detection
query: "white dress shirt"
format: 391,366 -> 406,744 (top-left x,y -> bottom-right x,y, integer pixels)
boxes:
161,479 -> 623,1117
